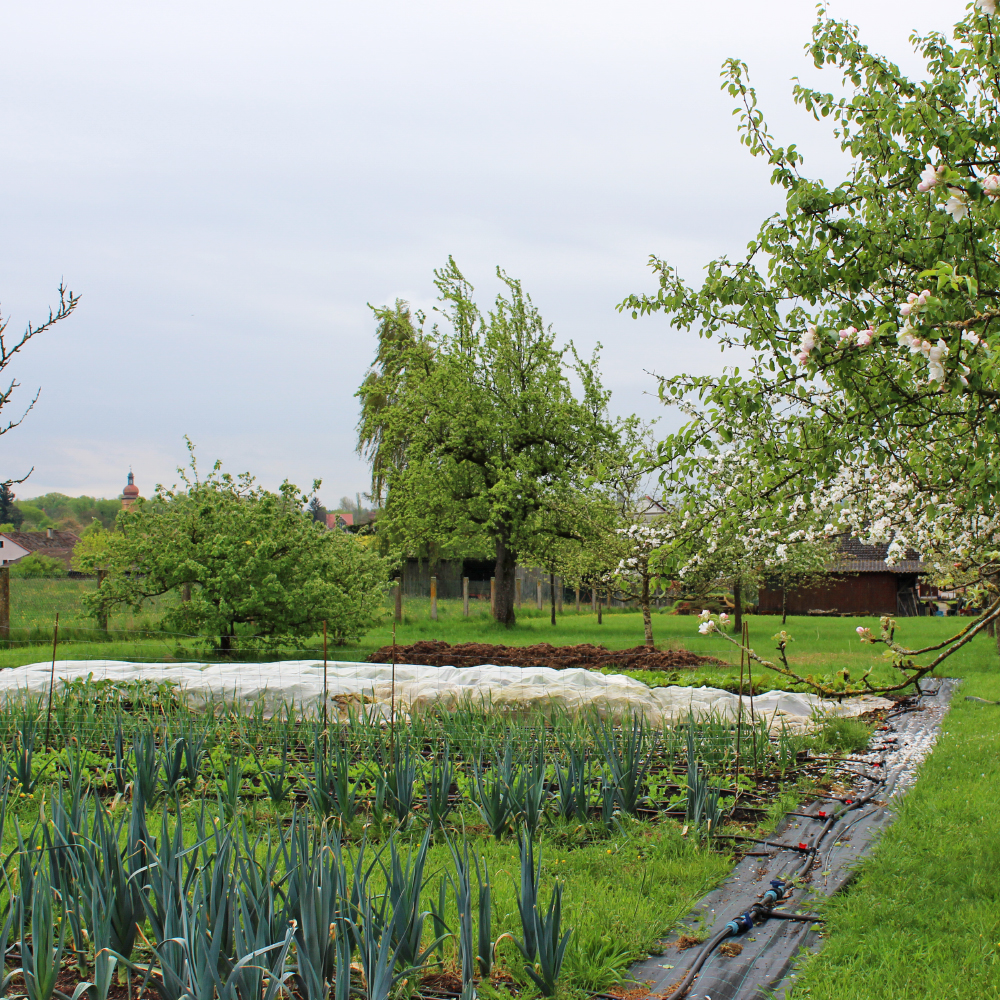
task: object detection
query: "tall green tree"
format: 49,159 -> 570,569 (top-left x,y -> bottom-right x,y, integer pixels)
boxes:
0,484 -> 23,528
621,3 -> 1000,673
89,451 -> 389,651
357,259 -> 619,625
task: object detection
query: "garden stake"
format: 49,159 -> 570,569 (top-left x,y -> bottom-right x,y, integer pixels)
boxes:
735,631 -> 745,789
390,621 -> 397,765
45,612 -> 59,748
323,619 -> 328,756
745,620 -> 758,775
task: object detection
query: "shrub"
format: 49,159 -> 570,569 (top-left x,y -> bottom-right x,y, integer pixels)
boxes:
10,554 -> 66,578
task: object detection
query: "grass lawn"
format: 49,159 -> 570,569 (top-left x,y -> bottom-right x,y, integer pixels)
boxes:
1,589 -> 991,695
787,646 -> 1000,999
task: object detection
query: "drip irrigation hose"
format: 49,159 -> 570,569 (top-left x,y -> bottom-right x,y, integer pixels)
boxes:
667,769 -> 885,998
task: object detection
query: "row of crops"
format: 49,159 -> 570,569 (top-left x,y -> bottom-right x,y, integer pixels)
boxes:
0,680 -> 847,1000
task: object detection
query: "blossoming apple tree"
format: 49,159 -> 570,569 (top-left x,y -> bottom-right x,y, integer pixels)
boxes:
621,3 -> 1000,689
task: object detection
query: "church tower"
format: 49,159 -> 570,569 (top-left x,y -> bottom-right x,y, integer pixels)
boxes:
121,470 -> 140,510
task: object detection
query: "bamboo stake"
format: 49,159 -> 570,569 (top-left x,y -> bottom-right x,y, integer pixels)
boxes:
322,619 -> 328,756
745,619 -> 758,775
45,612 -> 59,747
390,620 -> 397,765
735,624 -> 745,789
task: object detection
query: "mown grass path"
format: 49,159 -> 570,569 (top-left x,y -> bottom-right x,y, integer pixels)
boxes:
787,641 -> 1000,998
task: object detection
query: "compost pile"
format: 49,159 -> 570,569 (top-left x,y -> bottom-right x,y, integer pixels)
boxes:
365,640 -> 720,671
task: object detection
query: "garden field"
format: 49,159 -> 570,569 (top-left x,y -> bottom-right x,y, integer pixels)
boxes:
0,592 -> 995,999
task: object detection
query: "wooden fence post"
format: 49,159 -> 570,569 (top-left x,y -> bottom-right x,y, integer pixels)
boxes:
430,575 -> 438,620
556,576 -> 563,615
536,580 -> 543,610
516,577 -> 522,608
394,576 -> 403,622
490,577 -> 496,614
575,587 -> 580,614
463,577 -> 470,617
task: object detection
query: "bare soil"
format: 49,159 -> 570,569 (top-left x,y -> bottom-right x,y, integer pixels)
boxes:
365,640 -> 720,671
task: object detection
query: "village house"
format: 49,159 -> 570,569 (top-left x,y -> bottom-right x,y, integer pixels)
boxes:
0,471 -> 141,572
0,527 -> 82,570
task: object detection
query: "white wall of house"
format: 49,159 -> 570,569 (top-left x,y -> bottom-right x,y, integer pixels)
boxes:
0,535 -> 31,566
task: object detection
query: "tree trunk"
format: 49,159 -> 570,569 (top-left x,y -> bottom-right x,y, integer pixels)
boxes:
550,572 -> 556,626
734,575 -> 743,634
641,572 -> 653,647
220,622 -> 234,655
493,534 -> 517,626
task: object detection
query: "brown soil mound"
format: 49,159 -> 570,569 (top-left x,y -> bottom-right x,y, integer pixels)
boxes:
365,640 -> 720,671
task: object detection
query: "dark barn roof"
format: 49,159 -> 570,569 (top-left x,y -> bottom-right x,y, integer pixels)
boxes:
827,536 -> 924,575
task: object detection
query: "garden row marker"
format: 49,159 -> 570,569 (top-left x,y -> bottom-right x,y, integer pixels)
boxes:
45,611 -> 59,747
394,576 -> 403,622
515,576 -> 522,608
463,576 -> 470,617
575,586 -> 580,614
430,575 -> 438,620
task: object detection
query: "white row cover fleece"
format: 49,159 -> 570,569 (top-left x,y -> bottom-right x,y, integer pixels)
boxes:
1,659 -> 892,731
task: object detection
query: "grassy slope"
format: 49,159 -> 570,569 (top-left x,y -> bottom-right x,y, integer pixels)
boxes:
787,649 -> 1000,999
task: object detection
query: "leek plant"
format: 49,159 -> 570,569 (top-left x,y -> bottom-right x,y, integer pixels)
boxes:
510,830 -> 572,996
472,744 -> 516,838
425,743 -> 454,831
591,714 -> 653,815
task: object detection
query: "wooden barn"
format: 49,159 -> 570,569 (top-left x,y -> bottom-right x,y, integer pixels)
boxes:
758,538 -> 926,617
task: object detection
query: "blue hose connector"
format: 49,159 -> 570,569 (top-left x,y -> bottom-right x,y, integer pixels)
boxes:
725,911 -> 755,935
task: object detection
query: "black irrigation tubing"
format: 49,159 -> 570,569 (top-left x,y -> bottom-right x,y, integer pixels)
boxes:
666,778 -> 885,1000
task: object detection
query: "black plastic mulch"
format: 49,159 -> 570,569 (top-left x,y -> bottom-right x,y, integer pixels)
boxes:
630,680 -> 957,1000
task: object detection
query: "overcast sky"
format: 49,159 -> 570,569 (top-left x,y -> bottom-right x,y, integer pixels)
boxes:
0,0 -> 955,503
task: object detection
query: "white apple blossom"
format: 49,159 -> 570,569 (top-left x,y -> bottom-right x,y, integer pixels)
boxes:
856,327 -> 873,347
917,163 -> 945,192
962,330 -> 981,346
698,609 -> 712,621
976,0 -> 996,15
698,621 -> 716,635
982,173 -> 1000,196
926,340 -> 948,385
945,188 -> 969,222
